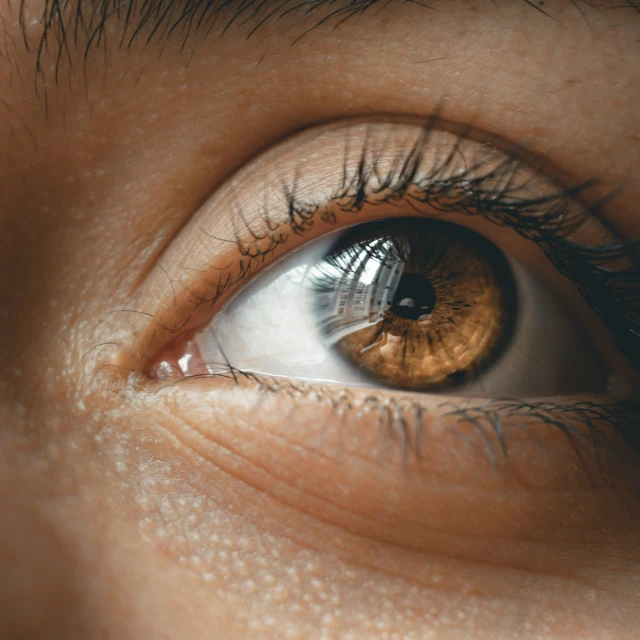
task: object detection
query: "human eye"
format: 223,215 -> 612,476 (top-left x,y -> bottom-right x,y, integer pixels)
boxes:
136,120 -> 639,471
6,0 -> 640,636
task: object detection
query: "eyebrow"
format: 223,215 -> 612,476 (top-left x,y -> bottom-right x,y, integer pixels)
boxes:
21,0 -> 640,82
28,0 -> 391,67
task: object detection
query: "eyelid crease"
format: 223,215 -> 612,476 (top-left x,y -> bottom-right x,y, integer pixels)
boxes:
133,117 -> 639,380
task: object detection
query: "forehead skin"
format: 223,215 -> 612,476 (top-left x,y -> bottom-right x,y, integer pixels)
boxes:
0,1 -> 639,638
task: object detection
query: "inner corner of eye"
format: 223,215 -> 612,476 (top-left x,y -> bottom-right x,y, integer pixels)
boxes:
147,329 -> 211,380
147,216 -> 615,400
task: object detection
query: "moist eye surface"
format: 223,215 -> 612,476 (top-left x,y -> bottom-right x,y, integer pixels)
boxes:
311,218 -> 517,390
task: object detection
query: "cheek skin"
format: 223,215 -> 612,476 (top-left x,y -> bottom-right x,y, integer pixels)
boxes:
0,403 -> 236,638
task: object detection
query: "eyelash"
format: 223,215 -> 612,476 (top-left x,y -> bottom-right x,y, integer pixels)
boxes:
187,120 -> 639,373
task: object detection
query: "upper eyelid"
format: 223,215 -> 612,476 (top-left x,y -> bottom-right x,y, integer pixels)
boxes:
182,113 -> 629,254
143,368 -> 640,489
184,115 -> 621,262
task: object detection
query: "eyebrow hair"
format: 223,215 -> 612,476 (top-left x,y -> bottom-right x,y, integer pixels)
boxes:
27,0 -> 392,64
20,0 -> 640,83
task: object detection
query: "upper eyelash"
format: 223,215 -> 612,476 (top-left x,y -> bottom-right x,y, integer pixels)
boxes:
192,120 -> 638,373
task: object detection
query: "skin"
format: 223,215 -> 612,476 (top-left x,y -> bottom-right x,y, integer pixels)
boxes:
0,0 -> 639,638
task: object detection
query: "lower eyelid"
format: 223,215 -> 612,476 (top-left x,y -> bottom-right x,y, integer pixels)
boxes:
149,372 -> 640,492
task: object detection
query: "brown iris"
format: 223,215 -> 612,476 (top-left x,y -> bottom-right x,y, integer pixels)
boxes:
311,218 -> 517,390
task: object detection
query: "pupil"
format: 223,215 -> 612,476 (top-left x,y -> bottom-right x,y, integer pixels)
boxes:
390,273 -> 436,320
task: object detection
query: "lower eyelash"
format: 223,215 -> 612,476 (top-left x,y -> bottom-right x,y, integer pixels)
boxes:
147,363 -> 640,478
443,398 -> 640,474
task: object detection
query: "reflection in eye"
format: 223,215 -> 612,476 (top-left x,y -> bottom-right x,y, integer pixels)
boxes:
307,218 -> 516,390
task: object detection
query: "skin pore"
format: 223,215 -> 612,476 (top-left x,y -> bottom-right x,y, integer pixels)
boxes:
0,0 -> 639,638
